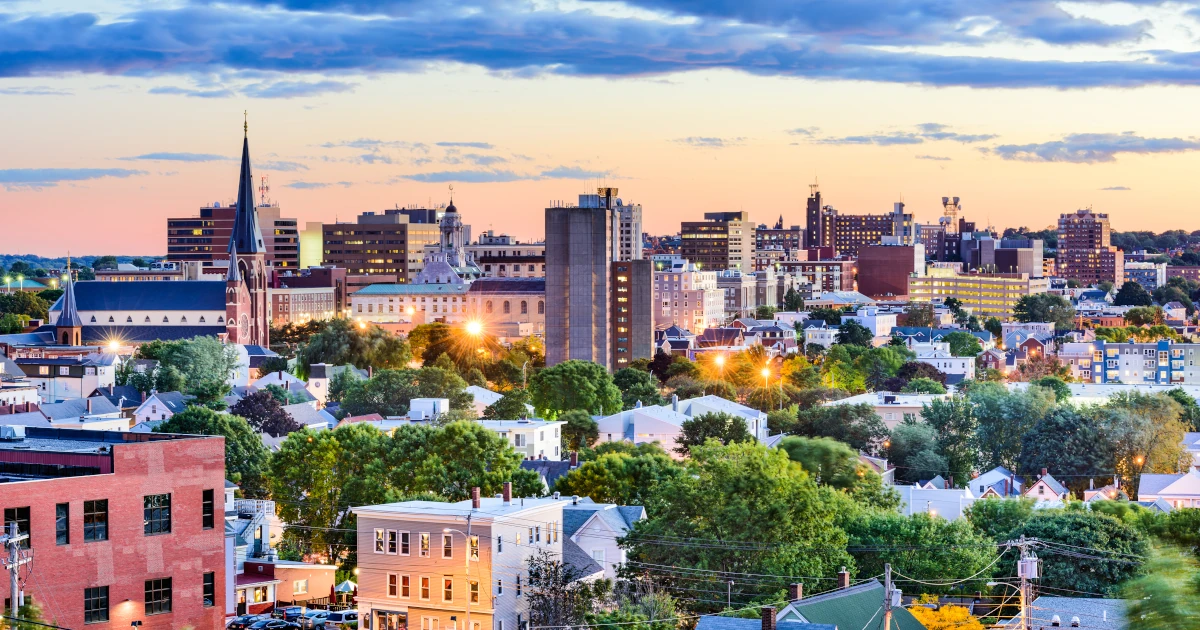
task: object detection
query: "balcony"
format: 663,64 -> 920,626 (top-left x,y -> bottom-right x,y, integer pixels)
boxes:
236,499 -> 276,520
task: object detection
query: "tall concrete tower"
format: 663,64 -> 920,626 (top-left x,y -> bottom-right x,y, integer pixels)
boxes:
545,193 -> 613,369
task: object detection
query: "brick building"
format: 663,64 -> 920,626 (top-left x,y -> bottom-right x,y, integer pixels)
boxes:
270,266 -> 349,322
681,211 -> 755,272
166,203 -> 299,271
322,211 -> 440,290
0,427 -> 226,629
777,260 -> 857,292
857,243 -> 924,299
1057,208 -> 1124,285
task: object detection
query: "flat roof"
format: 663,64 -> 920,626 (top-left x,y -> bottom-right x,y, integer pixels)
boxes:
0,426 -> 213,454
354,496 -> 566,520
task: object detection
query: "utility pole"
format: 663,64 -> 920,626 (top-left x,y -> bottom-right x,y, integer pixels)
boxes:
1014,536 -> 1039,630
2,523 -> 30,621
883,564 -> 893,630
727,580 -> 734,610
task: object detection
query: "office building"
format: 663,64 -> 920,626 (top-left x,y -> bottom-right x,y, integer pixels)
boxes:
907,267 -> 1050,320
256,205 -> 300,269
1057,208 -> 1125,286
545,194 -> 613,368
166,203 -> 298,271
681,211 -> 755,272
322,211 -> 441,289
756,216 -> 804,254
612,260 -> 653,369
270,266 -> 349,317
1168,266 -> 1200,283
804,186 -> 914,257
465,232 -> 546,279
1125,262 -> 1167,290
857,243 -> 925,299
777,259 -> 857,292
652,258 -> 724,334
0,427 -> 226,629
298,221 -> 325,269
715,271 -> 758,320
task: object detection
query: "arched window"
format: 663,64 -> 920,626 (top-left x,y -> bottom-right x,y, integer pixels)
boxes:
163,316 -> 169,323
90,316 -> 97,323
485,301 -> 493,314
126,316 -> 133,323
520,301 -> 528,315
144,316 -> 151,323
538,301 -> 545,315
107,316 -> 114,323
503,301 -> 510,314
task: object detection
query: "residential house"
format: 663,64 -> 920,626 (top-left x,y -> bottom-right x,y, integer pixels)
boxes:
859,454 -> 895,486
1083,479 -> 1128,503
478,419 -> 566,461
896,485 -> 976,521
1138,469 -> 1200,508
562,497 -> 646,580
776,578 -> 925,630
520,453 -> 578,492
282,403 -> 336,431
998,596 -> 1126,629
39,395 -> 128,431
353,486 -> 595,630
1184,432 -> 1200,469
890,327 -> 994,351
306,363 -> 369,407
228,496 -> 280,615
465,386 -> 534,418
88,384 -> 143,417
674,395 -> 769,442
14,353 -> 117,402
972,467 -> 1024,499
1024,471 -> 1070,503
236,559 -> 337,616
802,320 -> 837,350
822,392 -> 948,430
595,404 -> 694,456
978,348 -> 1007,374
1164,301 -> 1188,321
134,391 -> 192,424
912,343 -> 976,383
840,307 -> 898,338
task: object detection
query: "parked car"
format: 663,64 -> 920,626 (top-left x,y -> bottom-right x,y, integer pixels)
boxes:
250,621 -> 301,630
277,606 -> 306,622
323,610 -> 359,629
300,610 -> 331,629
229,615 -> 268,629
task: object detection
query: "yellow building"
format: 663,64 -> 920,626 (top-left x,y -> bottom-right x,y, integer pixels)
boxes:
907,267 -> 1049,321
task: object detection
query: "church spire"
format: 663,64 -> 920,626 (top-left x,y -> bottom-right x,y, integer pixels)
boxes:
226,239 -> 243,283
231,114 -> 265,254
56,254 -> 82,329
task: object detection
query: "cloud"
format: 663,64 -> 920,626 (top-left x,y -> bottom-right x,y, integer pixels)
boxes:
1101,186 -> 1131,191
398,170 -> 527,183
148,86 -> 236,98
539,166 -> 615,179
436,142 -> 494,149
283,181 -> 351,189
119,152 -> 230,162
787,127 -> 819,137
915,123 -> 997,143
990,132 -> 1200,163
241,79 -> 355,99
0,167 -> 145,191
817,133 -> 923,146
676,137 -> 742,148
816,124 -> 995,146
915,155 -> 951,161
321,139 -> 428,152
259,160 -> 309,171
356,153 -> 392,165
0,85 -> 70,96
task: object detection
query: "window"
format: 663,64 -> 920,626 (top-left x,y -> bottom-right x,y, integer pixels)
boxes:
293,579 -> 308,596
470,581 -> 479,603
497,535 -> 503,553
3,507 -> 29,549
469,535 -> 479,560
59,366 -> 69,376
388,574 -> 399,598
485,301 -> 493,313
422,618 -> 440,630
514,434 -> 526,447
516,575 -> 522,596
521,301 -> 528,314
388,530 -> 398,554
375,529 -> 386,553
84,586 -> 109,623
420,576 -> 431,600
592,549 -> 605,563
202,489 -> 215,529
443,577 -> 453,602
401,575 -> 411,598
400,531 -> 410,555
535,526 -> 541,543
143,494 -> 171,535
497,579 -> 503,595
538,301 -> 544,314
84,500 -> 107,542
144,578 -> 172,615
420,532 -> 430,557
56,503 -> 69,545
497,621 -> 504,630
503,301 -> 510,314
443,533 -> 453,558
203,573 -> 216,607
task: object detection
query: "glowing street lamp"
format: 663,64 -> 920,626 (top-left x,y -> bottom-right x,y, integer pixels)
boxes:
465,320 -> 483,336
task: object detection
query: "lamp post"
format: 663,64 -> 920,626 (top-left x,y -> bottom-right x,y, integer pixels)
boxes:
443,525 -> 475,630
2,276 -> 9,294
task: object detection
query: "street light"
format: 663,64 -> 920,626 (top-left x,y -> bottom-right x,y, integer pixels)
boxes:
444,527 -> 476,630
465,320 -> 483,336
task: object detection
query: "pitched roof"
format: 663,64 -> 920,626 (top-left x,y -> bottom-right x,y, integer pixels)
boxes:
139,391 -> 191,414
563,501 -> 646,538
695,617 -> 833,630
88,385 -> 142,408
999,596 -> 1126,629
354,283 -> 470,296
521,460 -> 573,490
782,579 -> 923,630
561,537 -> 604,578
40,396 -> 120,420
1032,474 -> 1068,496
231,131 -> 266,254
55,272 -> 82,328
49,281 -> 227,312
467,278 -> 546,293
283,403 -> 335,430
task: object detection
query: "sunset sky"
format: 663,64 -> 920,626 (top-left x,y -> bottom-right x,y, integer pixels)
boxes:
6,0 -> 1200,255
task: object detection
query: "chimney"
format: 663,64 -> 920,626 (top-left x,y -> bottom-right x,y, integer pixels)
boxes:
944,478 -> 949,489
368,366 -> 374,379
86,398 -> 93,414
502,482 -> 512,505
788,583 -> 803,601
108,384 -> 114,395
278,370 -> 283,380
671,394 -> 679,412
761,606 -> 776,630
1041,468 -> 1048,478
837,567 -> 850,589
471,487 -> 481,509
22,402 -> 30,413
569,451 -> 578,467
572,495 -> 579,505
141,391 -> 147,403
1089,479 -> 1094,490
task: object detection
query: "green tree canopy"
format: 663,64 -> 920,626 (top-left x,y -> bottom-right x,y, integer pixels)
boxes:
614,367 -> 664,409
836,320 -> 874,347
1113,280 -> 1154,307
842,512 -> 1000,595
296,318 -> 412,376
385,421 -> 542,499
231,390 -> 302,437
552,448 -> 682,505
154,406 -> 270,497
1013,294 -> 1076,331
942,331 -> 983,357
482,388 -> 534,420
901,377 -> 946,394
963,497 -> 1034,543
529,360 -> 622,418
1008,511 -> 1148,595
674,412 -> 753,455
968,382 -> 1056,472
887,419 -> 944,484
791,403 -> 888,453
922,396 -> 977,487
560,409 -> 599,451
778,435 -> 861,489
1018,407 -> 1113,493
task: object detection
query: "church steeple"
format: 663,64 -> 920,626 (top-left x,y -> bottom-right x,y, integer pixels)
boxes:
56,254 -> 82,345
226,239 -> 243,283
231,112 -> 265,255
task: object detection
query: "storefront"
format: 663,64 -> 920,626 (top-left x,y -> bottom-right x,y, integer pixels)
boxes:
373,610 -> 407,630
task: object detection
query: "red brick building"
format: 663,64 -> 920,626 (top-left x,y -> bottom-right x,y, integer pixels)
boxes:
857,244 -> 924,299
1056,208 -> 1124,286
0,427 -> 226,629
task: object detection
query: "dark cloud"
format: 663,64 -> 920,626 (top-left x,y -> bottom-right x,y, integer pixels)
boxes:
119,152 -> 229,162
0,167 -> 146,191
1,5 -> 1197,90
990,132 -> 1200,163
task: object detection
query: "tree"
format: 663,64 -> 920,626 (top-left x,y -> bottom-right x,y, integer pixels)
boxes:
412,366 -> 474,410
791,403 -> 888,453
258,356 -> 290,375
648,349 -> 674,383
263,383 -> 307,404
91,255 -> 119,270
675,412 -> 753,455
778,435 -> 861,489
943,331 -> 982,357
340,369 -> 418,417
623,442 -> 852,610
908,597 -> 985,630
835,320 -> 873,347
968,382 -> 1055,472
807,307 -> 846,326
887,419 -> 944,484
526,550 -> 611,630
903,303 -> 936,328
755,305 -> 776,320
465,367 -> 487,387
327,368 -> 359,404
1032,376 -> 1070,402
922,396 -> 977,487
483,388 -> 533,420
140,336 -> 239,402
1009,511 -> 1148,595
554,448 -> 682,505
0,291 -> 49,320
560,409 -> 599,451
901,378 -> 946,394
154,406 -> 270,497
843,513 -> 1000,595
1113,280 -> 1154,306
783,288 -> 804,312
297,318 -> 412,376
964,497 -> 1034,542
984,316 -> 1003,341
1125,305 -> 1165,327
614,368 -> 664,409
1123,548 -> 1200,630
386,421 -> 542,499
35,288 -> 62,304
0,313 -> 25,334
1167,388 -> 1200,430
897,361 -> 948,384
1018,407 -> 1113,494
1102,392 -> 1189,495
230,390 -> 302,438
529,360 -> 622,418
1012,294 -> 1075,331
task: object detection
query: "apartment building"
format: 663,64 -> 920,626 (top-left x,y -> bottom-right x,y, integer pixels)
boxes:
1057,208 -> 1125,286
166,203 -> 299,271
653,259 -> 724,333
907,267 -> 1049,321
1082,340 -> 1200,384
353,487 -> 576,630
477,420 -> 566,461
715,270 -> 758,321
322,211 -> 441,288
1124,261 -> 1167,290
611,260 -> 654,369
465,232 -> 546,279
776,260 -> 857,292
681,212 -> 755,272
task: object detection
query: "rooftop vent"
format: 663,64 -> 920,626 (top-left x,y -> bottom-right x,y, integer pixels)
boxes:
0,426 -> 26,441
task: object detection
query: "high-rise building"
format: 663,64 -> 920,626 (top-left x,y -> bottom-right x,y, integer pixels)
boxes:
680,211 -> 755,271
167,203 -> 298,271
1057,208 -> 1125,286
612,259 -> 653,368
805,184 -> 828,249
545,195 -> 613,368
580,193 -> 643,261
803,185 -> 913,257
652,258 -> 724,333
321,211 -> 441,290
256,205 -> 299,269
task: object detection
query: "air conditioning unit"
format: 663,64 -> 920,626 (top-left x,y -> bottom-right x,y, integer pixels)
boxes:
0,426 -> 26,441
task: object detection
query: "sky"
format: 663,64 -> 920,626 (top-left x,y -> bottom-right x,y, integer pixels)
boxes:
6,1 -> 1200,255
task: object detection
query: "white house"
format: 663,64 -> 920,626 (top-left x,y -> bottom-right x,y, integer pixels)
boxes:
972,466 -> 1024,498
477,419 -> 566,460
823,392 -> 948,430
465,385 -> 534,418
306,363 -> 368,407
595,405 -> 694,456
1139,469 -> 1200,509
802,321 -> 838,349
563,497 -> 646,580
38,396 -> 128,431
133,391 -> 192,424
410,398 -> 451,420
896,485 -> 976,521
674,395 -> 769,442
251,370 -> 306,391
913,343 -> 975,382
840,307 -> 897,339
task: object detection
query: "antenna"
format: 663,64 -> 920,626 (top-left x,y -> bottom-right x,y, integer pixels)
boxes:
449,183 -> 455,203
258,175 -> 271,206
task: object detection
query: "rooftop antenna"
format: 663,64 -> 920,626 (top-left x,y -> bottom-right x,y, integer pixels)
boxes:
258,174 -> 271,206
449,183 -> 454,204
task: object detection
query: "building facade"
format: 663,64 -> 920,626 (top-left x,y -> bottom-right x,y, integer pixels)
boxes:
0,428 -> 226,629
777,260 -> 857,292
270,266 -> 349,317
1124,262 -> 1167,290
465,233 -> 546,279
715,271 -> 758,321
681,211 -> 755,272
611,260 -> 653,369
856,244 -> 924,299
652,259 -> 724,334
545,199 -> 612,368
907,268 -> 1050,320
166,203 -> 298,271
322,211 -> 441,288
1057,208 -> 1125,285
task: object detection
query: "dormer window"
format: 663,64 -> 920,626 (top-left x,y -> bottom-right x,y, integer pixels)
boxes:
90,316 -> 97,323
199,316 -> 205,323
108,316 -> 114,323
127,316 -> 133,323
145,316 -> 151,323
180,316 -> 187,323
163,316 -> 169,323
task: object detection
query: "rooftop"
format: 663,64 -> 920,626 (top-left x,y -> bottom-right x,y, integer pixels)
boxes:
353,496 -> 568,520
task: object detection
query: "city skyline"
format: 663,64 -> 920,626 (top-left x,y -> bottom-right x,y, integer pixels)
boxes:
8,0 -> 1200,255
